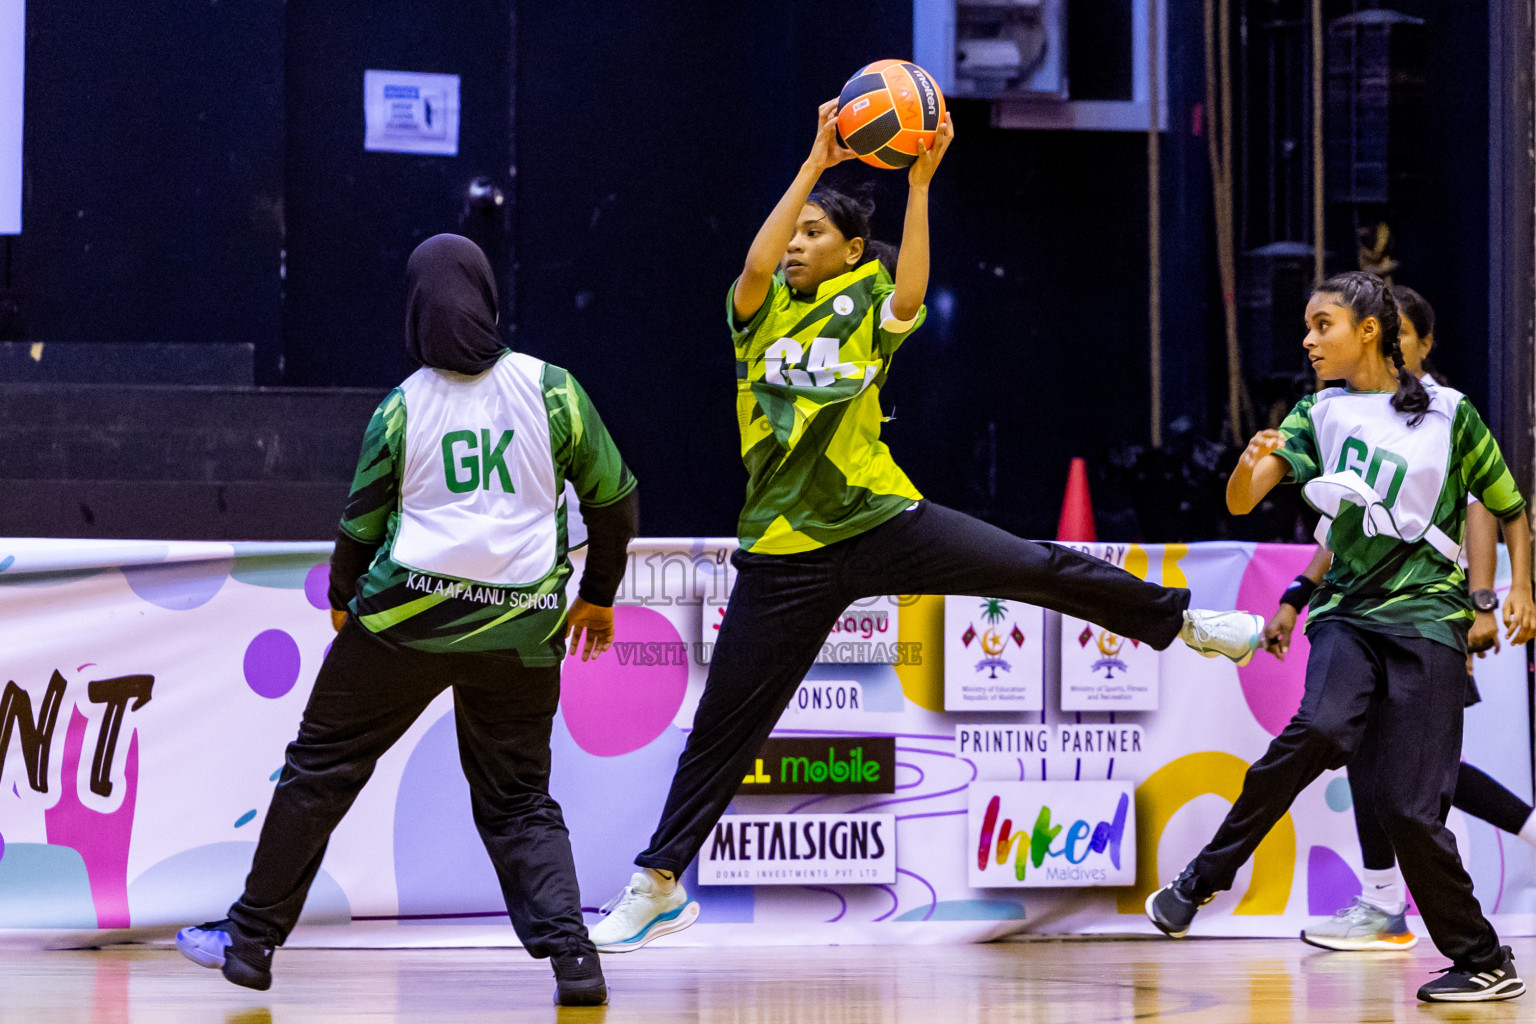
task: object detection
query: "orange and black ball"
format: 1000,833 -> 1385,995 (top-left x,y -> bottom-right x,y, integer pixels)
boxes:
836,60 -> 947,170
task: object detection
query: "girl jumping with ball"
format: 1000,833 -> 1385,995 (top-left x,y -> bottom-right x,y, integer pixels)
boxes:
1147,271 -> 1536,1003
589,99 -> 1266,952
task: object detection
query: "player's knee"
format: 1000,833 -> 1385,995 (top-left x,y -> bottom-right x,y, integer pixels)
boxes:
1376,793 -> 1441,837
1295,719 -> 1354,766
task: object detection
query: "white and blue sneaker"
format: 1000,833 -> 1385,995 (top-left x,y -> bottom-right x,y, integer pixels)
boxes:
176,920 -> 232,968
588,871 -> 700,953
176,918 -> 273,990
1180,609 -> 1266,666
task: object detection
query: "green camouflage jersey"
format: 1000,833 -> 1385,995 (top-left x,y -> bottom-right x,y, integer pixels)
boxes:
342,354 -> 635,663
730,261 -> 925,554
1273,387 -> 1525,652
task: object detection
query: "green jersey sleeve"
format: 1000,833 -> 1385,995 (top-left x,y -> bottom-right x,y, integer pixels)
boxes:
544,365 -> 637,508
870,275 -> 927,356
728,274 -> 787,357
338,388 -> 406,544
1454,398 -> 1527,519
1271,393 -> 1322,484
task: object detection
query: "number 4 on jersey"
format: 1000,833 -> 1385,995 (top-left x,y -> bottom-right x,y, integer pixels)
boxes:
764,337 -> 862,389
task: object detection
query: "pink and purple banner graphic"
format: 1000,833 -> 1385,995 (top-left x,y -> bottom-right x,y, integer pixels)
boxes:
0,539 -> 1530,947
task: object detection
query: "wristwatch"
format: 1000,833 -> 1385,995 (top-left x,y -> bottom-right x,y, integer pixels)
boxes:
1472,589 -> 1500,613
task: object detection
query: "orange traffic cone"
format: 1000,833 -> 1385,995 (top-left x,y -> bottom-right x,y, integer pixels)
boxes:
1056,457 -> 1098,542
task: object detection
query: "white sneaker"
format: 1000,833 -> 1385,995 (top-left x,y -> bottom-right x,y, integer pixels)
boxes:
588,871 -> 700,953
1301,896 -> 1418,951
1180,609 -> 1265,666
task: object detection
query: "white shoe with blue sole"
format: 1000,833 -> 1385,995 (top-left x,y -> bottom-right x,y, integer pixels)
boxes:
589,871 -> 701,953
176,918 -> 273,990
176,922 -> 232,968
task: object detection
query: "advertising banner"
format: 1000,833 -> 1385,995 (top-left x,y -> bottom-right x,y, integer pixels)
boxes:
698,814 -> 896,886
737,736 -> 896,796
1059,616 -> 1160,711
967,781 -> 1135,888
943,595 -> 1044,711
701,592 -> 903,664
0,538 -> 1531,949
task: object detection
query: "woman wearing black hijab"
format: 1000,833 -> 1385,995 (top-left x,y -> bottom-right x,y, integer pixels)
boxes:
176,235 -> 637,1007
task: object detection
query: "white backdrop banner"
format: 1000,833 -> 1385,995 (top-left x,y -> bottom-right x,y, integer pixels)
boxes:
0,538 -> 1531,948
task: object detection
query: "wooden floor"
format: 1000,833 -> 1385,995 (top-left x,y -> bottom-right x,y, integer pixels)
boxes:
2,937 -> 1532,1023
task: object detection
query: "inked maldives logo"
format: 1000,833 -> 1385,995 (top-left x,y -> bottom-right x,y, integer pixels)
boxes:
976,791 -> 1129,881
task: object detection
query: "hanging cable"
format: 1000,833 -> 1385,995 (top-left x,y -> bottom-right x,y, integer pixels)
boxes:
1312,0 -> 1324,284
1149,0 -> 1162,447
1206,0 -> 1250,446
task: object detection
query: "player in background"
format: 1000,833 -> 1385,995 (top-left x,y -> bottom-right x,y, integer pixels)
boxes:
1260,285 -> 1536,953
175,234 -> 636,1007
589,100 -> 1266,953
1148,271 -> 1536,1003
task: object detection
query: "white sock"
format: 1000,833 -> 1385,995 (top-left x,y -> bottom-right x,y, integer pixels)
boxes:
644,868 -> 677,893
1359,866 -> 1406,914
1518,810 -> 1536,848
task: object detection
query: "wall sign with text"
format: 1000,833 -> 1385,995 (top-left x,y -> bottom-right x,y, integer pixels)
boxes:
701,592 -> 903,664
1059,614 -> 1160,711
736,736 -> 896,795
943,595 -> 1044,711
967,781 -> 1135,888
699,814 -> 896,885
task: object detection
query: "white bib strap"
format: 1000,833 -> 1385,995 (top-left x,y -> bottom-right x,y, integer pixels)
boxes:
1306,470 -> 1461,564
1422,525 -> 1463,564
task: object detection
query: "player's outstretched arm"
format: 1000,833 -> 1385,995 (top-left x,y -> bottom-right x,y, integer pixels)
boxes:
891,114 -> 954,323
733,100 -> 857,323
1466,501 -> 1502,654
1226,429 -> 1289,515
1498,509 -> 1536,645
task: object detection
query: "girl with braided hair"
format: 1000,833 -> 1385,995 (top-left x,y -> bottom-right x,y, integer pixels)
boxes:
1260,284 -> 1536,955
1147,271 -> 1536,1003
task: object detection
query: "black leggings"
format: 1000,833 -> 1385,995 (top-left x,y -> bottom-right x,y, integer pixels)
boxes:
1354,760 -> 1534,871
227,619 -> 593,959
1190,621 -> 1500,965
635,500 -> 1190,874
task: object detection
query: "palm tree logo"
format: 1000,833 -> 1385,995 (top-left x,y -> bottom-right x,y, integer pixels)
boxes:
975,598 -> 1013,679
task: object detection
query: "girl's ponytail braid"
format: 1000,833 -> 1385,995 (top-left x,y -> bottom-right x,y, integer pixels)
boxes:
1379,280 -> 1429,425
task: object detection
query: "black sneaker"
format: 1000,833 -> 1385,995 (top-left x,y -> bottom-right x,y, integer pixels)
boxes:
175,918 -> 274,991
1417,945 -> 1525,1002
1145,866 -> 1217,938
552,950 -> 608,1006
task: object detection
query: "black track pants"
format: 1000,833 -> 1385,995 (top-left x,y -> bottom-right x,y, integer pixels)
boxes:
1191,620 -> 1500,966
226,619 -> 593,959
635,500 -> 1189,875
1354,759 -> 1535,870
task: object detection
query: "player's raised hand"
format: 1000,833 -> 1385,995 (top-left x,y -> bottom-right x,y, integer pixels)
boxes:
1261,605 -> 1298,660
909,114 -> 954,188
566,597 -> 615,662
807,99 -> 859,171
1239,429 -> 1286,470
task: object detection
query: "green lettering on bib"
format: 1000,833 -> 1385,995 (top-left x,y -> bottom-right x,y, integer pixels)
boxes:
1366,448 -> 1408,508
480,429 -> 515,492
443,430 -> 479,493
1334,439 -> 1407,509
